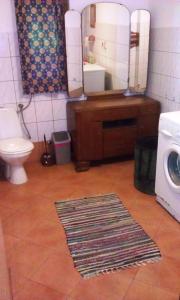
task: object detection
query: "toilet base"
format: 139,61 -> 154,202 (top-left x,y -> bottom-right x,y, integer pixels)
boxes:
8,165 -> 28,185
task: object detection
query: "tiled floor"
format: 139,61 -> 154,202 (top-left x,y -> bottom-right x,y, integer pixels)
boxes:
0,160 -> 180,300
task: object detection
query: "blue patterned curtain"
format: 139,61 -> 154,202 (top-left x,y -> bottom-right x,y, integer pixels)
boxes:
15,0 -> 68,94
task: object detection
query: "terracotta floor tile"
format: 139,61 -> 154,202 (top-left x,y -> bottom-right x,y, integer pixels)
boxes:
124,280 -> 179,300
2,196 -> 57,238
3,234 -> 20,256
0,191 -> 36,211
155,227 -> 180,262
9,268 -> 29,296
32,253 -> 81,295
42,183 -> 75,201
68,272 -> 133,300
0,204 -> 17,221
106,266 -> 139,281
158,212 -> 180,233
129,200 -> 168,226
14,278 -> 66,300
135,256 -> 180,293
25,219 -> 68,255
0,180 -> 17,194
8,239 -> 53,278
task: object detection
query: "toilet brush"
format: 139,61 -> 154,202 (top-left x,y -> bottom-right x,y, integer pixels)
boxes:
40,134 -> 55,166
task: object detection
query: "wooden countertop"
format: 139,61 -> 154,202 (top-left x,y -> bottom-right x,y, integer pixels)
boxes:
67,96 -> 159,112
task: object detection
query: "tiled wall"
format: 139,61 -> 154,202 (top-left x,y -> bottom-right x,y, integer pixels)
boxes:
147,0 -> 180,113
147,27 -> 180,112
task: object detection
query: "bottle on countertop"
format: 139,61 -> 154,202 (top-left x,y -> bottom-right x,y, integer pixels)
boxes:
88,51 -> 96,64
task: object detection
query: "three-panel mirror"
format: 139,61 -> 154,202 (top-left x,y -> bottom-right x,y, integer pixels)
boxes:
65,4 -> 150,98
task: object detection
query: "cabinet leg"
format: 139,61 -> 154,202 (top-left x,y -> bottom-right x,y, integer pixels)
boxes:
75,161 -> 90,172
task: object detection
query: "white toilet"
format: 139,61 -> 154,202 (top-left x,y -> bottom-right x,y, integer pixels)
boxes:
0,108 -> 34,184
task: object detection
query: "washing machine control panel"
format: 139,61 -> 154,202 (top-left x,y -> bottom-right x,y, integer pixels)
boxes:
159,118 -> 180,140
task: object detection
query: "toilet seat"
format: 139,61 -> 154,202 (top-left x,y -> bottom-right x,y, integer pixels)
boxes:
0,138 -> 34,154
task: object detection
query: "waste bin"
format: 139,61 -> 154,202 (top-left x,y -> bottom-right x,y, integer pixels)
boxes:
52,131 -> 71,165
134,136 -> 158,195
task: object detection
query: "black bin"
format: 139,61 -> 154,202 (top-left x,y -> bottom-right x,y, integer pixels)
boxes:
134,136 -> 158,195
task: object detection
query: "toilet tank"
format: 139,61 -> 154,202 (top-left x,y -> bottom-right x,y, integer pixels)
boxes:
0,108 -> 23,139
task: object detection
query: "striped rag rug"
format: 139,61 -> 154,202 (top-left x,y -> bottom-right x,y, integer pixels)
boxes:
55,193 -> 161,278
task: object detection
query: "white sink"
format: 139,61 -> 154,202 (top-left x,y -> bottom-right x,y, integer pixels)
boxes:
83,63 -> 106,93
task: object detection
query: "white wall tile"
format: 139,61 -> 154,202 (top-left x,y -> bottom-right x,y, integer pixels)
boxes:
37,121 -> 54,141
33,93 -> 52,102
27,123 -> 38,142
51,92 -> 68,100
161,52 -> 173,76
0,57 -> 13,81
173,53 -> 180,78
0,81 -> 16,104
21,122 -> 38,142
8,32 -> 19,57
11,56 -> 22,81
53,119 -> 67,132
20,102 -> 37,124
0,33 -> 10,57
35,101 -> 53,122
147,26 -> 180,113
14,81 -> 31,103
52,100 -> 67,120
1,102 -> 17,110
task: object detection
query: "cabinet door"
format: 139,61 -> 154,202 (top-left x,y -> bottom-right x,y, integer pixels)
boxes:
76,113 -> 103,161
103,126 -> 137,158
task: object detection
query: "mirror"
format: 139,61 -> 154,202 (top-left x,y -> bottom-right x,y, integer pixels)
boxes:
65,6 -> 150,98
65,11 -> 83,97
129,10 -> 150,93
82,3 -> 130,95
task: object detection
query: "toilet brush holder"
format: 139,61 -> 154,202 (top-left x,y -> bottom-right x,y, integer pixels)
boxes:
40,135 -> 55,167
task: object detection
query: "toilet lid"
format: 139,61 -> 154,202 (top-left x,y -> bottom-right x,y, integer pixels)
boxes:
0,138 -> 34,154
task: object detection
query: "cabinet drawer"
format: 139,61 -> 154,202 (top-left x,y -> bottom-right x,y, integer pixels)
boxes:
103,126 -> 137,158
94,107 -> 138,121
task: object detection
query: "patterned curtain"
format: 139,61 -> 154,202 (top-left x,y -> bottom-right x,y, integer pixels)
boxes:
15,0 -> 68,95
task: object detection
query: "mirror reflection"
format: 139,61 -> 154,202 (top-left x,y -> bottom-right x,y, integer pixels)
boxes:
65,11 -> 83,97
129,10 -> 150,93
82,3 -> 130,95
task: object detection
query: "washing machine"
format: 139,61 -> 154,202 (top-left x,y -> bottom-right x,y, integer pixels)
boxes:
155,111 -> 180,222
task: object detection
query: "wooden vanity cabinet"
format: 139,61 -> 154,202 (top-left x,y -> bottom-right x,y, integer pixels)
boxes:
67,96 -> 160,171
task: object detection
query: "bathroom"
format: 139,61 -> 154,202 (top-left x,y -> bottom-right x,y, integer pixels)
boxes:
0,0 -> 180,299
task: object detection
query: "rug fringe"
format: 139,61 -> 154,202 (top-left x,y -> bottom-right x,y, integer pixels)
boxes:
55,192 -> 117,204
81,256 -> 162,279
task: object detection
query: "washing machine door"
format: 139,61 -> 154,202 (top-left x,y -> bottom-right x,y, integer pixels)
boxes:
164,144 -> 180,193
